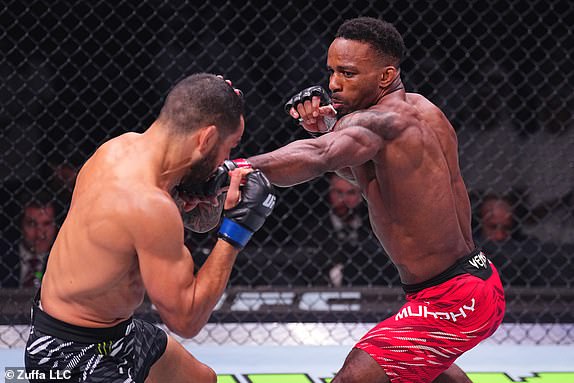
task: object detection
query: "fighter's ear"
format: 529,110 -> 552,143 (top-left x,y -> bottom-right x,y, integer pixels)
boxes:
379,66 -> 399,88
196,125 -> 218,154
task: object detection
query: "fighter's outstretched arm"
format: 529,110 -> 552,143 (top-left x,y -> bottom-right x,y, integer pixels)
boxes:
248,125 -> 383,187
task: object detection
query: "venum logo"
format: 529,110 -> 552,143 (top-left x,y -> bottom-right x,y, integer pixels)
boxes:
468,252 -> 488,269
395,298 -> 476,322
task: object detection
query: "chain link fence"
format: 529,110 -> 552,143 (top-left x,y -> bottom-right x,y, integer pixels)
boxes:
1,0 -> 573,347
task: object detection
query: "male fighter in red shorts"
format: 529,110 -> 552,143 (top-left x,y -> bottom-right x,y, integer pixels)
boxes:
244,17 -> 505,382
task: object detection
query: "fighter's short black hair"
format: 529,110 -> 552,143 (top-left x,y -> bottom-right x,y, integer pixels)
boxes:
158,73 -> 244,135
335,17 -> 405,66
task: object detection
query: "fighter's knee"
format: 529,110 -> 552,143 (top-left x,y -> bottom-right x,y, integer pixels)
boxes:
332,370 -> 352,383
199,365 -> 217,383
332,348 -> 389,383
333,369 -> 388,383
433,364 -> 472,383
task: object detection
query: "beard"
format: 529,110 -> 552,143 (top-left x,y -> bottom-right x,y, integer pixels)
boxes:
176,147 -> 226,233
333,205 -> 358,222
181,146 -> 220,186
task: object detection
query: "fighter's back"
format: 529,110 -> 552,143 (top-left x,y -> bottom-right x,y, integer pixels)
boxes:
41,133 -> 154,326
346,92 -> 474,284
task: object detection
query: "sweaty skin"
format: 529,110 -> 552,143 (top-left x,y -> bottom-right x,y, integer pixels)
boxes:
249,38 -> 473,285
41,120 -> 244,335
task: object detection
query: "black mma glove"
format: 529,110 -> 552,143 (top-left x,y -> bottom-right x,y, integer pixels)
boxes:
284,85 -> 332,114
217,170 -> 276,249
284,86 -> 337,135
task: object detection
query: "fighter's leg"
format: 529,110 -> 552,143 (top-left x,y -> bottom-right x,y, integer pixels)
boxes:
332,349 -> 472,383
332,348 -> 390,383
433,364 -> 473,383
146,335 -> 216,383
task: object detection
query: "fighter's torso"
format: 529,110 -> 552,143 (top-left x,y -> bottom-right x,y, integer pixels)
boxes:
42,133 -> 149,327
337,92 -> 474,284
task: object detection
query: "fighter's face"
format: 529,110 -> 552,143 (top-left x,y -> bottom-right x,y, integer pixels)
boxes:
329,176 -> 362,219
480,201 -> 513,242
327,38 -> 384,115
184,116 -> 245,185
22,206 -> 56,254
183,146 -> 220,186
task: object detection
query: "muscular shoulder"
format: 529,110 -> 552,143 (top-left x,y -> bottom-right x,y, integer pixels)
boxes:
106,183 -> 181,243
406,93 -> 450,125
335,108 -> 405,140
129,187 -> 181,229
405,92 -> 458,144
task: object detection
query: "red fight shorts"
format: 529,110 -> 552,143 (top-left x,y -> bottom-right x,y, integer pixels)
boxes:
355,249 -> 505,383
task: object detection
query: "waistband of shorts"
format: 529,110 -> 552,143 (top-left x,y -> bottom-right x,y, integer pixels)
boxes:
31,294 -> 132,343
401,248 -> 492,294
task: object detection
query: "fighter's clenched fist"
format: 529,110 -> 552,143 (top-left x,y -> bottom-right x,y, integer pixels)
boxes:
284,86 -> 338,135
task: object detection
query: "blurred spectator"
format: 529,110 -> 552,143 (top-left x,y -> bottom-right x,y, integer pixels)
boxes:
289,174 -> 392,287
477,195 -> 515,243
0,194 -> 57,288
475,194 -> 530,285
475,194 -> 573,287
324,174 -> 370,286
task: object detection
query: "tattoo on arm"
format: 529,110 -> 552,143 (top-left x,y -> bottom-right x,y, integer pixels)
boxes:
337,110 -> 398,140
180,194 -> 225,233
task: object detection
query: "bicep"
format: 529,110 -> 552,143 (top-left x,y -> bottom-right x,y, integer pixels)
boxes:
316,126 -> 383,171
134,202 -> 195,315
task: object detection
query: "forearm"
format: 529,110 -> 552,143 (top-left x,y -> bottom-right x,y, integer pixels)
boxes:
249,126 -> 382,187
180,239 -> 238,336
248,139 -> 330,187
178,169 -> 274,335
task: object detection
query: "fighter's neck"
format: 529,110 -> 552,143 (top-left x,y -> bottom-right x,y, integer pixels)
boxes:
140,124 -> 192,191
157,159 -> 191,192
377,75 -> 405,102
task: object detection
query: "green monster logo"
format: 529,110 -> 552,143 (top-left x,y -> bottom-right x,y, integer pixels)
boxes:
216,372 -> 574,383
